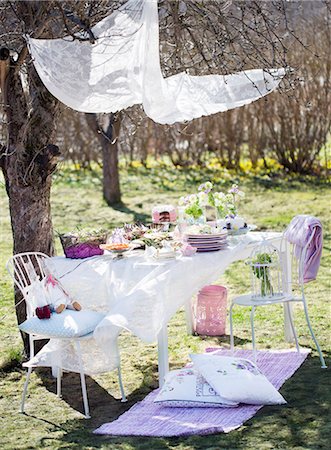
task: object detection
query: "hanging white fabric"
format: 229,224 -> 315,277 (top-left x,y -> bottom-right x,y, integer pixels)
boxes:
27,0 -> 285,124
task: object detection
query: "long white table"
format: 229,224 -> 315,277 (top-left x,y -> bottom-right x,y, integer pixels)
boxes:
29,232 -> 294,385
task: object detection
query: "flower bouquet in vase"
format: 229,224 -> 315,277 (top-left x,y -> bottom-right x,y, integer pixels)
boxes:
178,193 -> 207,225
178,182 -> 248,234
250,252 -> 274,297
222,185 -> 247,235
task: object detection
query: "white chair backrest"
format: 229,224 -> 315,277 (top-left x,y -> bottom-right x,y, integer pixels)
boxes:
6,253 -> 50,315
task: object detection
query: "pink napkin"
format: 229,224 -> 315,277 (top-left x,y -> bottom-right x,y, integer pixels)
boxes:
181,243 -> 197,257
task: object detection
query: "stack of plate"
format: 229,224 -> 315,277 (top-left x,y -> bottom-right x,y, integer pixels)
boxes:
184,231 -> 228,253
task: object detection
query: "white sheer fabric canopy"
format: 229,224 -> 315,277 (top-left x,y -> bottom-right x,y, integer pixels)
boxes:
27,0 -> 285,124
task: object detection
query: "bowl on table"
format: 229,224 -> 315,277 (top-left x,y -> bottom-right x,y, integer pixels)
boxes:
227,224 -> 257,236
100,243 -> 132,257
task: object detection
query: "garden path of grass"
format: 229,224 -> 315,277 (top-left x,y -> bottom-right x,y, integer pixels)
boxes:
0,166 -> 330,450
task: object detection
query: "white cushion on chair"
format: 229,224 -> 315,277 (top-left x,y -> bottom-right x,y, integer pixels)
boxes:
19,309 -> 105,338
190,354 -> 286,405
154,368 -> 238,408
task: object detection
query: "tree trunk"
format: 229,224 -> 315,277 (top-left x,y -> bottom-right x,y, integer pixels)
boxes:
85,112 -> 122,205
1,54 -> 60,355
102,117 -> 121,205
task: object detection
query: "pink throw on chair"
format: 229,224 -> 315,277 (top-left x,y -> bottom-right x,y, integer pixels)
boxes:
284,215 -> 323,283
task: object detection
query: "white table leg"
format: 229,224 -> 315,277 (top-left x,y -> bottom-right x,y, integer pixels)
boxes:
185,298 -> 194,335
283,240 -> 295,342
52,365 -> 59,378
157,325 -> 169,387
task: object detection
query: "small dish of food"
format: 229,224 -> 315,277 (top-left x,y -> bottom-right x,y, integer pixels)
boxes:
100,243 -> 132,258
100,243 -> 130,251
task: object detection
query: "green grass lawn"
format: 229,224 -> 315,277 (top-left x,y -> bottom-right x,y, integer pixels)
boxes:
0,165 -> 330,450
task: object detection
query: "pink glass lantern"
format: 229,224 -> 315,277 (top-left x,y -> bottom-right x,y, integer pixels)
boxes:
194,285 -> 227,336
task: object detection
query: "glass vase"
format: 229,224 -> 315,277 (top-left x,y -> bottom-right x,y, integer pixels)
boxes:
186,210 -> 206,225
215,207 -> 226,229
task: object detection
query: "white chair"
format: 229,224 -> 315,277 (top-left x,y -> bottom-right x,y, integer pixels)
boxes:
229,230 -> 327,368
6,252 -> 127,419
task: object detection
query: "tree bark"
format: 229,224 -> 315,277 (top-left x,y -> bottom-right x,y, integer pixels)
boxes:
85,112 -> 122,205
1,54 -> 60,355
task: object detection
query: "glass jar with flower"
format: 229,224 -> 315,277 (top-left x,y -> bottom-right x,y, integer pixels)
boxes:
223,185 -> 247,233
213,192 -> 227,226
178,193 -> 206,225
227,184 -> 245,217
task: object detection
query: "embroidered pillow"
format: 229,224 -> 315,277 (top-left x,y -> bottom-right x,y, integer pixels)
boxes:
190,354 -> 286,405
154,368 -> 238,408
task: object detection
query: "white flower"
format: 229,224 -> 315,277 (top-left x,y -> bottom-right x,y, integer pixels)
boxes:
178,196 -> 186,206
228,184 -> 245,197
188,194 -> 198,205
198,181 -> 213,194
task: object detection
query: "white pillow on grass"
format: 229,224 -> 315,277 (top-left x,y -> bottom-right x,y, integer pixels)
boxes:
19,309 -> 105,338
190,354 -> 286,405
154,368 -> 238,408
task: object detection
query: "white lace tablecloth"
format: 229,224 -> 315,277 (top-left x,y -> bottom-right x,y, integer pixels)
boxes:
26,232 -> 282,375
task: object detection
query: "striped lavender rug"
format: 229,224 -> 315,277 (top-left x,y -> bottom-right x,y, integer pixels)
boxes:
94,348 -> 309,437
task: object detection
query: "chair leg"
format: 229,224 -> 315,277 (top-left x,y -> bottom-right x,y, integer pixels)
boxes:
250,306 -> 257,363
230,303 -> 235,353
302,300 -> 327,369
285,302 -> 300,353
117,366 -> 127,403
21,367 -> 33,413
57,368 -> 62,398
75,341 -> 91,418
29,335 -> 35,359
